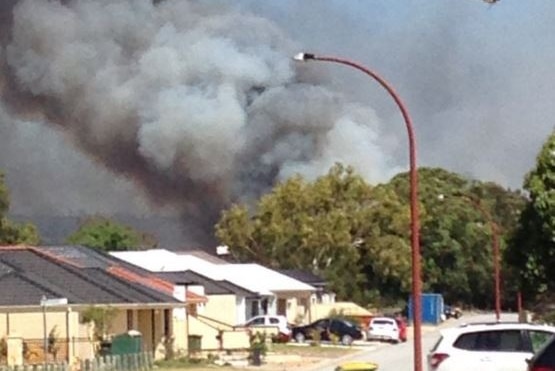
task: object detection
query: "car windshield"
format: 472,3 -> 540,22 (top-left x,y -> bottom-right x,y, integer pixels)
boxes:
338,319 -> 357,327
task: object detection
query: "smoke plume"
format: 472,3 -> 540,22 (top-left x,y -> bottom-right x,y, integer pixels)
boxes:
0,0 -> 394,244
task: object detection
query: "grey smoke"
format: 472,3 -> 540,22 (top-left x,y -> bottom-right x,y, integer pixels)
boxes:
3,0 -> 554,245
0,0 -> 394,243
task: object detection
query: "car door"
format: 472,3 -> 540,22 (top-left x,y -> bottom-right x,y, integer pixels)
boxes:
472,330 -> 530,371
314,319 -> 331,341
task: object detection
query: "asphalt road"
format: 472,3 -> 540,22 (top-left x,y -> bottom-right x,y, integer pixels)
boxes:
311,312 -> 519,371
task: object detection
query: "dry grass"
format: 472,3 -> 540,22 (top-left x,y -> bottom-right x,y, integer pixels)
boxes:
155,342 -> 360,371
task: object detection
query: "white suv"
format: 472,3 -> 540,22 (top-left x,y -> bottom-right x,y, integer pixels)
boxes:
428,322 -> 555,371
241,315 -> 292,341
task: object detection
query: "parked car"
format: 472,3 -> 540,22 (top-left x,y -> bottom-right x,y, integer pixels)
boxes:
292,318 -> 363,345
240,315 -> 291,342
428,321 -> 555,371
443,305 -> 463,319
527,334 -> 555,371
367,316 -> 407,343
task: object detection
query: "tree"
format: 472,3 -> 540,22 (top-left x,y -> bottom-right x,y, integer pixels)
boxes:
216,163 -> 411,305
385,168 -> 526,308
0,171 -> 40,245
507,131 -> 555,297
67,217 -> 156,251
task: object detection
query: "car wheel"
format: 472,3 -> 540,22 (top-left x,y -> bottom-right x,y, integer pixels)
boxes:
341,334 -> 353,346
295,332 -> 305,343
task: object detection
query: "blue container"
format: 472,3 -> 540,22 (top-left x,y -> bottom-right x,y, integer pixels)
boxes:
407,293 -> 444,324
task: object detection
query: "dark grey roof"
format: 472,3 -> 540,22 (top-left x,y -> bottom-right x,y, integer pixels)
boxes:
156,270 -> 256,297
277,269 -> 327,288
0,247 -> 180,307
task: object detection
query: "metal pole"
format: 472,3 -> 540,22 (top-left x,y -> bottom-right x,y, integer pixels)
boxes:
459,195 -> 502,321
492,223 -> 501,321
294,53 -> 422,371
42,301 -> 47,364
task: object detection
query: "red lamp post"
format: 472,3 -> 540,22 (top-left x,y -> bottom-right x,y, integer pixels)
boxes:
294,53 -> 423,371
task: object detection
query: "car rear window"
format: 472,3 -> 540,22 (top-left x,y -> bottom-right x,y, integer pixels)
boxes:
372,319 -> 394,325
269,318 -> 279,324
528,330 -> 555,352
454,330 -> 525,352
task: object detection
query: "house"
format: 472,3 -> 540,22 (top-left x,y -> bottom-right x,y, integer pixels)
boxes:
0,245 -> 205,365
278,269 -> 336,306
112,249 -> 317,325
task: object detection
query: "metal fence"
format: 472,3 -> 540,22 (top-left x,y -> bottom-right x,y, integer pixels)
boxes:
0,352 -> 154,371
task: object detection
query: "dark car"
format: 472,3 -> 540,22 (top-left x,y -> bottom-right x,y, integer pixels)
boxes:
443,305 -> 462,319
527,334 -> 555,371
292,318 -> 363,345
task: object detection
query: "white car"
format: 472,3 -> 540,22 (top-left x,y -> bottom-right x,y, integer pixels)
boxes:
428,321 -> 555,371
367,317 -> 401,343
241,315 -> 292,341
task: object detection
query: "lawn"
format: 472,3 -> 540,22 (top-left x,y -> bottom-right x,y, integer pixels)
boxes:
154,342 -> 360,371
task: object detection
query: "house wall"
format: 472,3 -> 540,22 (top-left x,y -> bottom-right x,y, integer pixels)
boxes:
135,309 -> 167,357
187,315 -> 249,351
203,295 -> 237,326
111,310 -> 128,334
0,309 -> 84,363
171,308 -> 187,355
276,293 -> 312,325
235,297 -> 246,324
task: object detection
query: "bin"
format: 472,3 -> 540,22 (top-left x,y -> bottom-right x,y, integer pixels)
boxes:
111,331 -> 142,355
188,335 -> 202,353
335,361 -> 379,371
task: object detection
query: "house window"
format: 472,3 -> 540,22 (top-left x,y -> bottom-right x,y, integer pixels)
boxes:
250,301 -> 260,318
261,298 -> 269,315
127,310 -> 133,330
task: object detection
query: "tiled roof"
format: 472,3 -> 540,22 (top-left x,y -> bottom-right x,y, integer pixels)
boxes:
156,270 -> 256,297
0,245 -> 204,307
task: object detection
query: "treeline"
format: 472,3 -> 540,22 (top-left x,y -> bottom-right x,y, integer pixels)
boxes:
1,131 -> 553,311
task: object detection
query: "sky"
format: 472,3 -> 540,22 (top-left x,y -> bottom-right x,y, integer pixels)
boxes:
0,0 -> 553,244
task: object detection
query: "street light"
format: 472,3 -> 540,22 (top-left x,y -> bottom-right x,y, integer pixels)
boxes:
294,52 -> 423,371
438,193 -> 501,321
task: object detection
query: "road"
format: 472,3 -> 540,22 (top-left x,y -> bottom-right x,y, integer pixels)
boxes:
311,312 -> 519,371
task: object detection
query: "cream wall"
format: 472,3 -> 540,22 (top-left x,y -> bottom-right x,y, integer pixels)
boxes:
203,295 -> 238,326
187,315 -> 249,351
277,293 -> 312,325
0,309 -> 85,363
172,308 -> 187,355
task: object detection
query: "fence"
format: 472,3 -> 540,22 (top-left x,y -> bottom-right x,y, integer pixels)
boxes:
0,352 -> 154,371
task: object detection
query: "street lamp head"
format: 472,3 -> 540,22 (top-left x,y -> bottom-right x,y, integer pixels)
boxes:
293,52 -> 315,61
